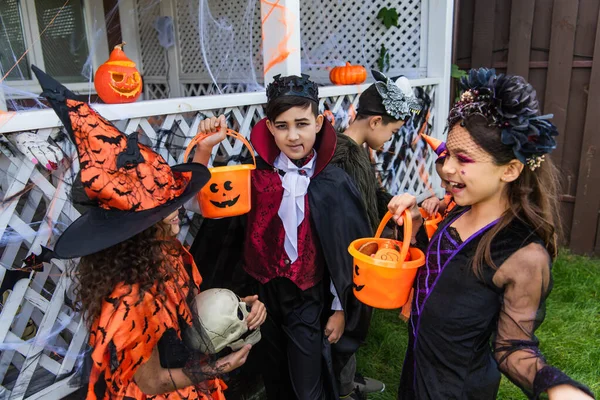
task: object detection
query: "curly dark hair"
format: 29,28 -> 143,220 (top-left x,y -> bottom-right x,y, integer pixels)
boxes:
72,221 -> 179,325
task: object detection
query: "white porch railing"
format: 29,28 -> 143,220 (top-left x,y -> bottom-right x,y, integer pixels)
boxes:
0,80 -> 441,399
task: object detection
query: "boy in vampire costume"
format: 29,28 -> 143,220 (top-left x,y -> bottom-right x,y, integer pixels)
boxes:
188,74 -> 373,400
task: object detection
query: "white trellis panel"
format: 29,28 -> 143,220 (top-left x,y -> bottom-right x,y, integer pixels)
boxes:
182,82 -> 259,97
300,0 -> 427,84
136,0 -> 169,98
175,0 -> 263,83
136,0 -> 264,99
133,0 -> 428,98
0,80 -> 439,398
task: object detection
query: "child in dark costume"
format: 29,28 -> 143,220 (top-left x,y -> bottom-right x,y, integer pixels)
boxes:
387,68 -> 595,400
31,66 -> 267,400
419,133 -> 456,218
189,74 -> 373,400
329,71 -> 423,399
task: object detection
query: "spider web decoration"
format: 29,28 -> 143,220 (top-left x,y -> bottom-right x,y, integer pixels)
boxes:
133,0 -> 426,97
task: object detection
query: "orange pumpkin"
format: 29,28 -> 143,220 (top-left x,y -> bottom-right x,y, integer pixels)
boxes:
329,62 -> 367,85
197,164 -> 255,218
94,42 -> 142,104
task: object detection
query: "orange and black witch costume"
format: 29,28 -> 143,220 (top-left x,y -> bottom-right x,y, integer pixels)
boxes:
31,66 -> 226,399
88,245 -> 227,400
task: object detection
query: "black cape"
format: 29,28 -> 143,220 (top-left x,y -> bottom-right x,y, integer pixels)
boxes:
189,156 -> 373,342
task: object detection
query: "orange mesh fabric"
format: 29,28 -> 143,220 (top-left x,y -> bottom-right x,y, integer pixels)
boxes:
66,99 -> 191,211
87,245 -> 226,400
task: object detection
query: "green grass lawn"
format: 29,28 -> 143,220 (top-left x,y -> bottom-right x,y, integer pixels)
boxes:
356,250 -> 600,399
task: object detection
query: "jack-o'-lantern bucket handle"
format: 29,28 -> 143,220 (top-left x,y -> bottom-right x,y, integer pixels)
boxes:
375,210 -> 412,264
183,129 -> 256,168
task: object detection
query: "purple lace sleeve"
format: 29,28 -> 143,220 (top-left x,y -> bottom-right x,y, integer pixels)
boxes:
492,244 -> 595,399
533,366 -> 595,399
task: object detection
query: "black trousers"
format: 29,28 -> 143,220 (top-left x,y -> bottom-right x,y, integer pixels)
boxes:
254,277 -> 335,400
333,352 -> 356,396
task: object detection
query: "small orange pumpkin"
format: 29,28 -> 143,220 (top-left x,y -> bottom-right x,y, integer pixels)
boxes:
329,62 -> 367,85
94,42 -> 143,104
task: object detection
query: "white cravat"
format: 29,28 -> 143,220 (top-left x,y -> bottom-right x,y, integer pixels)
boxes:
274,150 -> 316,263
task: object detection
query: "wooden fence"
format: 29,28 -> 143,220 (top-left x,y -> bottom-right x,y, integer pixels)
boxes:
454,0 -> 600,255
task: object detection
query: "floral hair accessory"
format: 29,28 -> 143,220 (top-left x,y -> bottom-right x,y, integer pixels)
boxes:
448,68 -> 558,170
526,155 -> 546,171
368,70 -> 422,120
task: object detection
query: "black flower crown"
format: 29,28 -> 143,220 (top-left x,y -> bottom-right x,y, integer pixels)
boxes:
448,68 -> 558,170
266,74 -> 319,104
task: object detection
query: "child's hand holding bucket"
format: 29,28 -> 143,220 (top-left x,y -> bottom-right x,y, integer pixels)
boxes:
183,125 -> 257,219
192,115 -> 228,165
421,196 -> 441,217
388,194 -> 424,234
388,194 -> 424,244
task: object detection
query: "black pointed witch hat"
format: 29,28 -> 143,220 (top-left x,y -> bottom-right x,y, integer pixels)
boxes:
31,66 -> 210,259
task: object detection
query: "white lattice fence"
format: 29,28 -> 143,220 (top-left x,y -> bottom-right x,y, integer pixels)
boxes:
301,0 -> 427,84
0,129 -> 87,400
133,0 -> 428,96
136,0 -> 169,99
175,0 -> 263,84
182,83 -> 261,97
0,82 -> 439,398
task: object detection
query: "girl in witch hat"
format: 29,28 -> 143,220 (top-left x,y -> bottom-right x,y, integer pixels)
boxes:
30,66 -> 266,400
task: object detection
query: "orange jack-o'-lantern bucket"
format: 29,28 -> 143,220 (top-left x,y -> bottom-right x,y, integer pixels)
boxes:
419,208 -> 443,239
184,129 -> 256,218
348,210 -> 425,309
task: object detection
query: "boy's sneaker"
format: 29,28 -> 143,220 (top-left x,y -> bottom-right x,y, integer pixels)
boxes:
354,373 -> 385,394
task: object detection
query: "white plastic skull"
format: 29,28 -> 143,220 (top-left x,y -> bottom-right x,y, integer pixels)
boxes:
184,288 -> 261,354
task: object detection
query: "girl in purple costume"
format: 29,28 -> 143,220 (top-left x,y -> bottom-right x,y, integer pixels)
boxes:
387,68 -> 595,400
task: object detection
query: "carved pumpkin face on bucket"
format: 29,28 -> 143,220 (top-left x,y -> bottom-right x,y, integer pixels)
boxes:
198,165 -> 254,217
94,43 -> 142,104
182,129 -> 257,219
208,179 -> 240,208
348,211 -> 425,309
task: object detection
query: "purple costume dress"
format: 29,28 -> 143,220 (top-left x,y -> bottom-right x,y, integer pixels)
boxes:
398,207 -> 595,399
